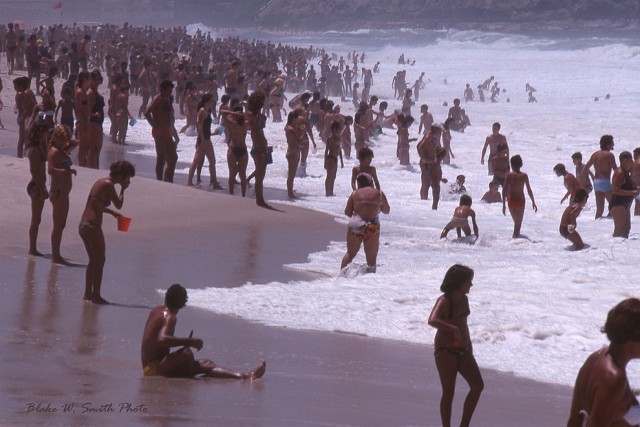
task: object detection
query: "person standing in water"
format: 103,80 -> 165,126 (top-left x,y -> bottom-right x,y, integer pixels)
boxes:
340,172 -> 390,273
502,155 -> 537,238
428,264 -> 484,427
582,135 -> 617,219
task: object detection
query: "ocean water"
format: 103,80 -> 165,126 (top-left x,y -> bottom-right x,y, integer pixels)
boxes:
122,27 -> 640,387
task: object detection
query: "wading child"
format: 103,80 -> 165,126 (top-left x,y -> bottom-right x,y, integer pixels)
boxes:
441,195 -> 478,239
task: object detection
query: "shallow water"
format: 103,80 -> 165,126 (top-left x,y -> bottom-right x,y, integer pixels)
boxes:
122,26 -> 640,386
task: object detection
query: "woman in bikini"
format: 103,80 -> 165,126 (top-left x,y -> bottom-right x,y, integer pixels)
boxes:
428,264 -> 484,427
568,298 -> 640,426
610,151 -> 639,238
48,125 -> 78,265
340,172 -> 390,273
27,120 -> 50,256
222,106 -> 249,196
79,160 -> 135,304
187,93 -> 223,189
86,70 -> 104,169
74,71 -> 91,167
284,111 -> 305,199
246,91 -> 271,208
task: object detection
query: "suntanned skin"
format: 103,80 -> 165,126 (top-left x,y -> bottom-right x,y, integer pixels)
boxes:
79,169 -> 131,304
582,139 -> 617,219
610,158 -> 639,238
428,275 -> 483,427
481,123 -> 508,175
340,182 -> 390,273
27,126 -> 49,256
141,290 -> 266,380
145,84 -> 179,182
560,197 -> 587,249
441,204 -> 478,239
502,158 -> 538,238
47,126 -> 78,265
568,339 -> 640,426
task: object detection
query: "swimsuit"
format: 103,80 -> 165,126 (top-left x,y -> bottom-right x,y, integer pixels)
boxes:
89,92 -> 105,124
507,196 -> 526,210
609,175 -> 635,209
593,178 -> 612,193
348,216 -> 380,242
152,127 -> 173,139
143,359 -> 161,376
448,217 -> 468,229
231,146 -> 248,158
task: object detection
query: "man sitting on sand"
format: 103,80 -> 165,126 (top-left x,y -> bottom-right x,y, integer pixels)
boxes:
441,195 -> 478,239
141,284 -> 266,379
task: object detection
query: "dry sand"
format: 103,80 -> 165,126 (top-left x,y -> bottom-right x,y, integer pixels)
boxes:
0,65 -> 573,426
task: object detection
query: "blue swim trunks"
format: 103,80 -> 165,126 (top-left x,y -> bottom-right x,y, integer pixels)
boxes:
593,178 -> 612,193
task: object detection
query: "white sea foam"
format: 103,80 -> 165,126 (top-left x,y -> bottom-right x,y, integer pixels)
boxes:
120,29 -> 640,386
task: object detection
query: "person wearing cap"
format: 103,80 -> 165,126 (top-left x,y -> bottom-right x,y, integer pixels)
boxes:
145,80 -> 179,182
340,172 -> 390,274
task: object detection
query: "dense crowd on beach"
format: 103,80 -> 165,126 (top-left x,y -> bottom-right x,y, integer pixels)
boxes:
3,20 -> 640,426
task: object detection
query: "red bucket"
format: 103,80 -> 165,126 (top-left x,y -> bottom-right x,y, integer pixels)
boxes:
117,216 -> 132,232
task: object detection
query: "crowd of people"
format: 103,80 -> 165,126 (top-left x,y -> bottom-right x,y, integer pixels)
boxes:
5,20 -> 640,425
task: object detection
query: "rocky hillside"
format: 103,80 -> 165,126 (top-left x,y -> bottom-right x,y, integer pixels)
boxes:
254,0 -> 640,30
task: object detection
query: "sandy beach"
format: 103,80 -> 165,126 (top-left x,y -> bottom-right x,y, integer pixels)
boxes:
0,66 -> 573,426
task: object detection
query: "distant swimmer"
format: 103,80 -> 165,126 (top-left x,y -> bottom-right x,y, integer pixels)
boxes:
581,135 -> 617,219
440,195 -> 478,239
428,264 -> 484,427
463,83 -> 474,102
141,284 -> 266,380
340,172 -> 390,274
502,155 -> 538,238
559,189 -> 588,250
568,298 -> 640,426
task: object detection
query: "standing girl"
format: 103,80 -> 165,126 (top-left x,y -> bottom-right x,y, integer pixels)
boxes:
428,264 -> 484,427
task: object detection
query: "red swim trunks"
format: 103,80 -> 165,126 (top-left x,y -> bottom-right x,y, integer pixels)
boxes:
152,127 -> 172,139
507,196 -> 526,210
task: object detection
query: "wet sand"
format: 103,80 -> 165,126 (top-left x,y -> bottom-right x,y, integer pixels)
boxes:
0,70 -> 572,426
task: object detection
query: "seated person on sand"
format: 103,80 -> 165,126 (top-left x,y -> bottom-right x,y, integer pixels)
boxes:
341,173 -> 390,274
141,284 -> 266,379
559,189 -> 588,250
481,180 -> 502,203
553,163 -> 580,204
441,195 -> 478,239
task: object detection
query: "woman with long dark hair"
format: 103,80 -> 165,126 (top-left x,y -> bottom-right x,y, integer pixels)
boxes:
428,264 -> 484,427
